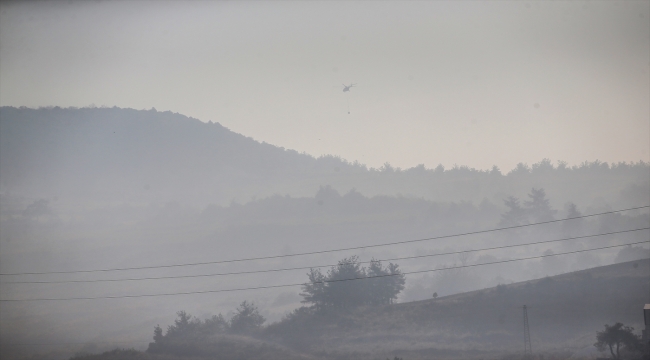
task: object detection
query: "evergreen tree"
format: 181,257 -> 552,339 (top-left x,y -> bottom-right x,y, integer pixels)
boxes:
301,256 -> 405,309
230,301 -> 265,334
525,188 -> 556,222
500,196 -> 526,226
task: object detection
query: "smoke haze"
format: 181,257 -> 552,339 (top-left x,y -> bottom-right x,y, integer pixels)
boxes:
0,2 -> 649,360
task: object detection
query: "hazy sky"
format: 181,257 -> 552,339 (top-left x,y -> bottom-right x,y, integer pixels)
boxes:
1,1 -> 648,171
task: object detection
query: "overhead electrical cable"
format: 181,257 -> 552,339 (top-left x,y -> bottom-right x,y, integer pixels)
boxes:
2,240 -> 647,302
1,205 -> 647,276
2,227 -> 647,284
4,340 -> 143,346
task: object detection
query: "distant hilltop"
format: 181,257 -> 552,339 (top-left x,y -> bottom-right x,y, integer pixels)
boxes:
1,106 -> 648,208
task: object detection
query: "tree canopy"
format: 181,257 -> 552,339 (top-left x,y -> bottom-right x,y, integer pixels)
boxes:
500,188 -> 556,226
301,256 -> 405,310
230,301 -> 266,334
594,322 -> 642,359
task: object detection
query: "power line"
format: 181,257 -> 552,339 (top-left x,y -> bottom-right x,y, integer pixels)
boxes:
3,227 -> 647,285
1,240 -> 647,302
2,206 -> 646,276
3,340 -> 142,346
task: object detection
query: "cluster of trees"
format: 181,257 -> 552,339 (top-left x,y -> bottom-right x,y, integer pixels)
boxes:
500,188 -> 559,226
148,301 -> 264,353
150,257 -> 406,347
150,256 -> 407,352
301,256 -> 405,309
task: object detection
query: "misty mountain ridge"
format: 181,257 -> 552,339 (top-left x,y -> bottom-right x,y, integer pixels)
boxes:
1,106 -> 648,210
1,106 -> 649,360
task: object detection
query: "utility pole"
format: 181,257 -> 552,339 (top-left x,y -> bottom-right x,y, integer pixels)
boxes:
523,305 -> 532,357
641,304 -> 650,343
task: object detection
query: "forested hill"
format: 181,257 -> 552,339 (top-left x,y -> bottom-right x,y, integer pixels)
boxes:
1,106 -> 648,208
0,106 -> 323,205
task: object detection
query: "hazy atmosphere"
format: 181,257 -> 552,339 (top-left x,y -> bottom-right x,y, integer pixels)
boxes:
2,1 -> 649,170
1,2 -> 649,360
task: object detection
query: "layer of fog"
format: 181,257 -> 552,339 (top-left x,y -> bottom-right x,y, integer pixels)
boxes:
1,108 -> 648,357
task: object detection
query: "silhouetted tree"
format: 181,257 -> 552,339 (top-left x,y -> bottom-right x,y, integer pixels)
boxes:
322,256 -> 367,308
562,202 -> 584,238
165,311 -> 200,339
595,323 -> 642,359
230,301 -> 265,334
501,188 -> 556,227
204,314 -> 229,333
153,325 -> 163,343
366,259 -> 405,305
148,310 -> 229,353
565,202 -> 581,218
525,188 -> 556,223
301,268 -> 328,309
301,256 -> 404,309
500,196 -> 526,226
148,311 -> 202,353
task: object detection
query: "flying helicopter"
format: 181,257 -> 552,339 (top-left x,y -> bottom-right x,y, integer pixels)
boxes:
333,83 -> 357,114
342,83 -> 356,92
